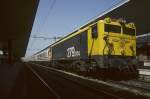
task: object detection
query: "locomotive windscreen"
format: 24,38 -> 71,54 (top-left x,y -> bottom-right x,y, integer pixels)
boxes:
105,24 -> 121,33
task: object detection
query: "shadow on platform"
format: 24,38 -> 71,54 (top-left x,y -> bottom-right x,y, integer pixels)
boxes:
0,62 -> 56,99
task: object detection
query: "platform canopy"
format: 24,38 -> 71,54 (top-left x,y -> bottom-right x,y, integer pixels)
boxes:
0,0 -> 39,58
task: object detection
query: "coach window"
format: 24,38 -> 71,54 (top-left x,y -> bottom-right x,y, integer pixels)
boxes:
91,24 -> 98,38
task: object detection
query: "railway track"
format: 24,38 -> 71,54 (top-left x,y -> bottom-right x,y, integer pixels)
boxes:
28,62 -> 150,99
27,63 -> 119,99
119,79 -> 150,91
107,80 -> 150,98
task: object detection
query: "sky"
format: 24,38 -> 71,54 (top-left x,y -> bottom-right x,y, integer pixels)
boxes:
25,0 -> 123,57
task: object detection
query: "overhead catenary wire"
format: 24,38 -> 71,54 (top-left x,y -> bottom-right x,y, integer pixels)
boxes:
32,0 -> 56,43
31,35 -> 63,42
37,0 -> 56,35
28,0 -> 56,54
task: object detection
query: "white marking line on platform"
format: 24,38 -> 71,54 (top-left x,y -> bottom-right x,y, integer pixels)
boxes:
139,69 -> 150,75
144,62 -> 150,67
27,65 -> 61,99
30,63 -> 150,97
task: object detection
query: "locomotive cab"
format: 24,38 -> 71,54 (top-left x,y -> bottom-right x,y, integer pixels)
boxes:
88,18 -> 138,79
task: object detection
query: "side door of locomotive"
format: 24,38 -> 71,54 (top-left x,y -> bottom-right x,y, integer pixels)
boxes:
79,31 -> 88,59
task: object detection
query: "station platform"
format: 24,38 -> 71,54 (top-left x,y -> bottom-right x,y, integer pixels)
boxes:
0,62 -> 55,99
139,69 -> 150,82
0,62 -> 24,99
138,60 -> 150,82
139,69 -> 150,75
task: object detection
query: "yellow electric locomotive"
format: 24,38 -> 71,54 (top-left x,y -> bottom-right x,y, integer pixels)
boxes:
87,18 -> 137,79
43,18 -> 138,79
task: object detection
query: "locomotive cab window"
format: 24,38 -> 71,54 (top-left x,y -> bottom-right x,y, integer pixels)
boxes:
105,24 -> 121,33
91,24 -> 98,38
